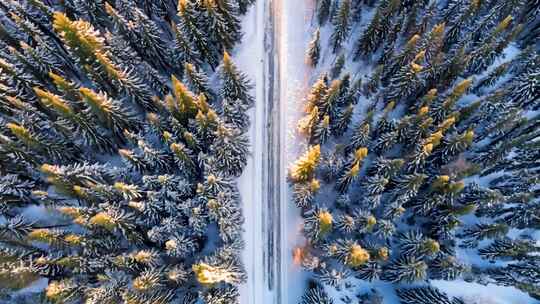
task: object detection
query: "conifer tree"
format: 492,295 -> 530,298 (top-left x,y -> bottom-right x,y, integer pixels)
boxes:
79,87 -> 138,139
304,207 -> 333,240
199,0 -> 240,54
177,0 -> 219,68
185,63 -> 215,101
35,87 -> 111,151
202,286 -> 240,304
211,122 -> 249,177
346,114 -> 372,153
172,23 -> 202,72
311,115 -> 331,144
219,51 -> 254,107
398,286 -> 465,304
215,0 -> 244,40
317,0 -> 332,25
293,178 -> 321,208
396,230 -> 440,258
332,103 -> 354,137
382,256 -> 428,283
290,145 -> 321,182
222,98 -> 250,130
331,54 -> 346,79
336,147 -> 367,193
330,0 -> 352,53
300,281 -> 333,304
479,238 -> 539,261
305,74 -> 329,112
354,0 -> 400,59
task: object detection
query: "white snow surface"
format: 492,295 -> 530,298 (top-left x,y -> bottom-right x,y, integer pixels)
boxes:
234,1 -> 265,304
432,280 -> 537,304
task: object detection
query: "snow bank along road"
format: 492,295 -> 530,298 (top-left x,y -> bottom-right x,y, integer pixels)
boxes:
278,0 -> 315,303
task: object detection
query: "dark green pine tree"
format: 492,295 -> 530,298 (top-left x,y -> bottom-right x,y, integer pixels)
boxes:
293,178 -> 320,208
330,0 -> 352,53
369,157 -> 404,179
178,0 -> 219,68
397,286 -> 465,304
215,0 -> 244,42
300,281 -> 334,304
220,52 -> 255,107
382,256 -> 428,283
332,103 -> 354,137
459,222 -> 509,248
116,0 -> 138,20
508,69 -> 540,110
385,62 -> 423,103
184,63 -> 216,101
199,0 -> 240,53
311,115 -> 331,144
345,113 -> 372,153
331,54 -> 346,79
489,260 -> 540,300
395,230 -> 441,258
354,0 -> 400,59
479,237 -> 539,261
133,10 -> 172,70
202,286 -> 240,304
473,62 -> 510,93
172,23 -> 203,72
355,6 -> 382,58
315,266 -> 351,288
210,122 -> 249,177
317,0 -> 332,25
222,98 -> 250,131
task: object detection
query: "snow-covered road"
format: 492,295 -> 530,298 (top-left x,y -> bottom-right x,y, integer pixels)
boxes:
237,0 -> 313,301
238,0 -> 314,303
235,1 -> 266,303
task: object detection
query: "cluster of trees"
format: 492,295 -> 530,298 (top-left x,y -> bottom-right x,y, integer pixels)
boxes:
0,0 -> 254,303
296,0 -> 539,302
